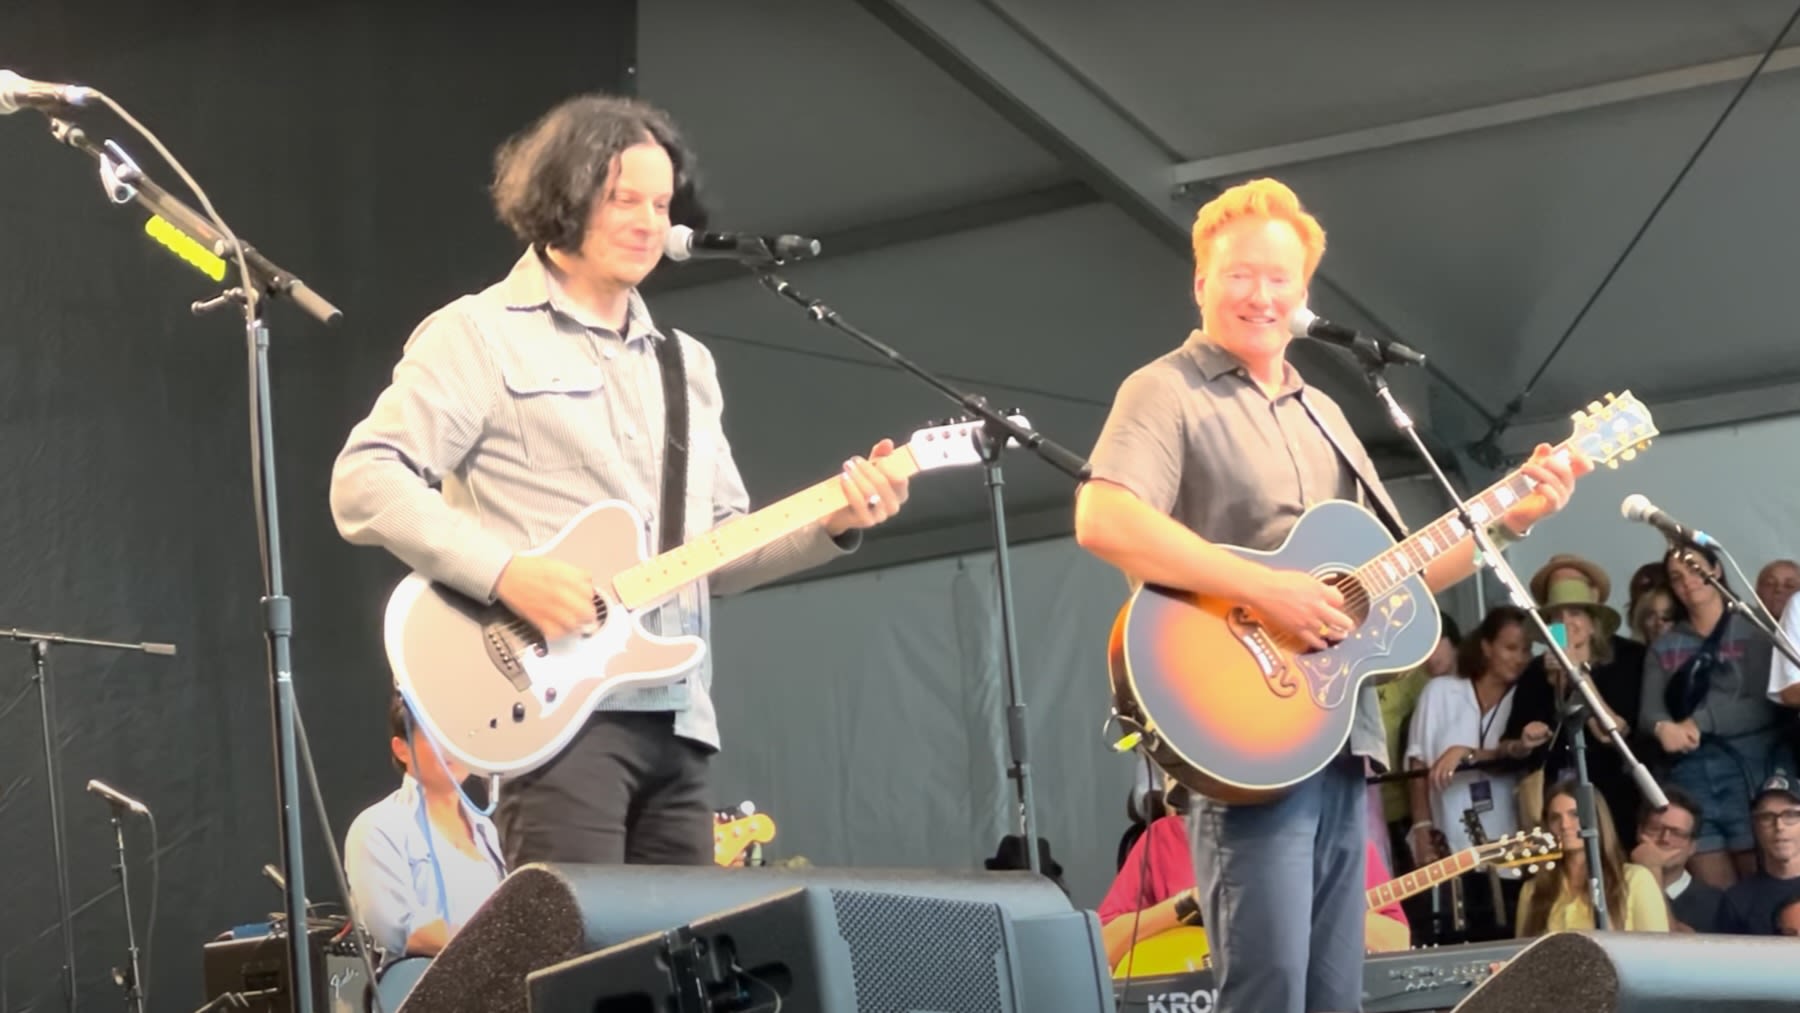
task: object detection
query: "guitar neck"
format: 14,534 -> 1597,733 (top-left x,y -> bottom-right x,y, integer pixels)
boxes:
1358,438 -> 1570,598
1366,849 -> 1479,910
611,448 -> 923,610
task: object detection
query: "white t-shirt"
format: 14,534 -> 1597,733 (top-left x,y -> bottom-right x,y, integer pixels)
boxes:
1770,597 -> 1800,702
1405,676 -> 1521,856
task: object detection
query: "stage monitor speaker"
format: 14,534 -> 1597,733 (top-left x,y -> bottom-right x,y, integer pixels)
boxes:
395,862 -> 1080,1013
1452,931 -> 1800,1012
526,885 -> 1110,1013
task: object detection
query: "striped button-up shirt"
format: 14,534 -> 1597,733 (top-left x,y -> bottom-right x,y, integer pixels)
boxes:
331,249 -> 853,748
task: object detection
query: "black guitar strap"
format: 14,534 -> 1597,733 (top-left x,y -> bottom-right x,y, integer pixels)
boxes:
1298,391 -> 1409,541
652,331 -> 690,555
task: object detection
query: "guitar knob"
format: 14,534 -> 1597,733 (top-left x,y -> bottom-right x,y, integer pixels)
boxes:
512,702 -> 526,722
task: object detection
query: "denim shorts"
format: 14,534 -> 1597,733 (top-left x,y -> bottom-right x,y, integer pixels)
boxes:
1668,728 -> 1784,852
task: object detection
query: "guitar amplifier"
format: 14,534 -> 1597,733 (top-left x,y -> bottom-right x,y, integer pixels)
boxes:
1112,939 -> 1529,1013
201,922 -> 371,1013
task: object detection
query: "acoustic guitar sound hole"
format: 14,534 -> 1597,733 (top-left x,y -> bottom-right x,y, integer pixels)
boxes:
1321,572 -> 1371,627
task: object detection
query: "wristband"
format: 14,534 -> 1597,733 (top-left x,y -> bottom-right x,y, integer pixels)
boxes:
1484,519 -> 1531,550
1408,820 -> 1435,836
1173,891 -> 1202,926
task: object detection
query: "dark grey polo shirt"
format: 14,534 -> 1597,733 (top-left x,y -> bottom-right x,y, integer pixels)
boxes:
1089,331 -> 1396,767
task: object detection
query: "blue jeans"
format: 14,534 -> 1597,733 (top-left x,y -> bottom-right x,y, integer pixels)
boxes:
1668,727 -> 1785,853
1191,754 -> 1366,1013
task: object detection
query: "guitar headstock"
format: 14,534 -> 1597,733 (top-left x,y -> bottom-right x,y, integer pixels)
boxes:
1568,391 -> 1658,470
713,811 -> 778,866
1474,827 -> 1561,875
1461,808 -> 1489,846
904,413 -> 1032,473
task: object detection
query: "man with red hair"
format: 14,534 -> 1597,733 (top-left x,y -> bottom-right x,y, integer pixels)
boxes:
1075,178 -> 1587,1012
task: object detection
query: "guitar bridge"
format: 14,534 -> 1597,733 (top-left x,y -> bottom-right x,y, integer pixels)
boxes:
479,594 -> 611,693
481,612 -> 534,692
1227,607 -> 1297,698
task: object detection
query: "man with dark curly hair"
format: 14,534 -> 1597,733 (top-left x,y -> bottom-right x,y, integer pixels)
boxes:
331,94 -> 908,868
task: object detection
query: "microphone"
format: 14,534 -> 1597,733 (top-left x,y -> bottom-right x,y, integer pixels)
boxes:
85,779 -> 149,816
1288,307 -> 1426,366
1620,494 -> 1718,549
664,224 -> 821,263
0,70 -> 95,116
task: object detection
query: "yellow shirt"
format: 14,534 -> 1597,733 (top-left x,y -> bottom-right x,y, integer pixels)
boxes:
1515,863 -> 1670,934
1377,666 -> 1430,822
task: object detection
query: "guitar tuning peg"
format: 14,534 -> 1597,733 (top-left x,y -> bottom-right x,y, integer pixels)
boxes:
1587,400 -> 1603,413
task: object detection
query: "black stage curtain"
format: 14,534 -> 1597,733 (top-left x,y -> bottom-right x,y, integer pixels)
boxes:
0,3 -> 635,1008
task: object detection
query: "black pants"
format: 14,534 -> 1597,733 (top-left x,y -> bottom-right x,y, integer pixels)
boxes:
495,711 -> 713,867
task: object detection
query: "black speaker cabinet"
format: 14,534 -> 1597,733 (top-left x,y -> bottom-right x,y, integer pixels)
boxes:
527,884 -> 1105,1013
532,885 -> 1020,1012
1453,931 -> 1800,1012
398,863 -> 1090,1013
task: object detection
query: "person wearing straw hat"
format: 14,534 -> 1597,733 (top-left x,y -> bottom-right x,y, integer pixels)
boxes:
1506,556 -> 1648,836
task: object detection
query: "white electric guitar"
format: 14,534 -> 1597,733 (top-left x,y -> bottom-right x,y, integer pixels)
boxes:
384,417 -> 1024,776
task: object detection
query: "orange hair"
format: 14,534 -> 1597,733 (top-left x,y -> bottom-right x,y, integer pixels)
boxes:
1190,178 -> 1327,280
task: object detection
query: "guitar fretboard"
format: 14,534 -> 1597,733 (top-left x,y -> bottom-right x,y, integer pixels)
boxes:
1354,449 -> 1559,597
611,449 -> 923,610
1368,848 -> 1478,909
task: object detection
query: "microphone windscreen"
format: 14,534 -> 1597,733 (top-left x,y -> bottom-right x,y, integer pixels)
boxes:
662,224 -> 695,262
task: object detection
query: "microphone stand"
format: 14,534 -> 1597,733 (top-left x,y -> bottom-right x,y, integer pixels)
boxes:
0,627 -> 175,1013
40,110 -> 340,1013
95,796 -> 147,1013
1349,350 -> 1664,932
745,263 -> 1091,874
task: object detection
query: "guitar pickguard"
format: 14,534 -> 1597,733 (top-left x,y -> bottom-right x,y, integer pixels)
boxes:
1295,589 -> 1421,708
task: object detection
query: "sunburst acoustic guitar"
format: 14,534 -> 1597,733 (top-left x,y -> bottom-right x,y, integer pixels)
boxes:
1108,393 -> 1656,804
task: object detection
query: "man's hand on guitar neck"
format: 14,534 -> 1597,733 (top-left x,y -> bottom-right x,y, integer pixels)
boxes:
1498,442 -> 1591,535
822,439 -> 912,538
496,555 -> 599,642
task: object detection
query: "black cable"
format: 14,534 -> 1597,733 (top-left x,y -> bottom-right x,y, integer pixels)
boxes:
142,811 -> 160,1013
1479,4 -> 1800,453
1115,751 -> 1169,1000
293,707 -> 389,1013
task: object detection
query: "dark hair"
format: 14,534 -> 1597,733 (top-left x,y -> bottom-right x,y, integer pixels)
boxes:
1641,784 -> 1704,831
1628,561 -> 1668,603
1455,605 -> 1528,678
1439,612 -> 1463,647
1663,544 -> 1726,625
490,94 -> 704,252
387,691 -> 412,775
